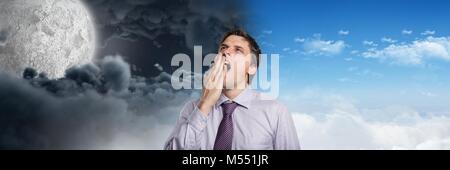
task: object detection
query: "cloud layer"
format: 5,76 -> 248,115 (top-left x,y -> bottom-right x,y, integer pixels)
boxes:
1,56 -> 448,149
0,56 -> 197,149
302,38 -> 346,56
362,36 -> 450,65
2,58 -> 449,149
283,89 -> 450,149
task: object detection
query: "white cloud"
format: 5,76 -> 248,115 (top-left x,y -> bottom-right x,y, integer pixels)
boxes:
262,30 -> 273,34
293,112 -> 450,149
303,38 -> 346,56
361,36 -> 450,65
284,90 -> 450,149
338,30 -> 350,36
294,37 -> 305,43
418,90 -> 437,97
337,77 -> 358,83
347,66 -> 358,72
154,63 -> 163,71
415,138 -> 450,149
261,41 -> 275,47
421,30 -> 435,36
345,66 -> 383,78
381,37 -> 398,43
358,69 -> 383,78
363,40 -> 378,47
402,29 -> 413,35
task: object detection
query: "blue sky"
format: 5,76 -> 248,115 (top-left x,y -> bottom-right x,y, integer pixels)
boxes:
245,0 -> 450,115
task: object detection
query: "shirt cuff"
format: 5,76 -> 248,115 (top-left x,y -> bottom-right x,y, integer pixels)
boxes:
187,106 -> 208,131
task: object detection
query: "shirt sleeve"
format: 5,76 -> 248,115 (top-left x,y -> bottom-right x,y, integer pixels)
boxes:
164,100 -> 209,150
273,103 -> 301,150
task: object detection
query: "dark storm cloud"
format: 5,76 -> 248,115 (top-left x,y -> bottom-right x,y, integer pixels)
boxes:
0,56 -> 198,149
100,56 -> 131,92
0,0 -> 242,149
83,0 -> 245,77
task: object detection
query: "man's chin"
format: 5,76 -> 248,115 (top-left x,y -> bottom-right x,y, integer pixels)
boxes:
222,84 -> 234,90
223,84 -> 247,90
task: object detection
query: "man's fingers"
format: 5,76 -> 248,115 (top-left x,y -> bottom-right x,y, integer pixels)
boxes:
210,53 -> 225,81
204,53 -> 221,84
210,53 -> 223,74
215,65 -> 227,89
216,56 -> 227,78
204,69 -> 212,83
203,53 -> 227,90
215,53 -> 225,73
205,77 -> 215,89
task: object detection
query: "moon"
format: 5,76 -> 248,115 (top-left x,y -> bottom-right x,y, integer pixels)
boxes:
0,0 -> 96,78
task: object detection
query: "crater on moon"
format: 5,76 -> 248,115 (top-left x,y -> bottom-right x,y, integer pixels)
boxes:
0,0 -> 96,78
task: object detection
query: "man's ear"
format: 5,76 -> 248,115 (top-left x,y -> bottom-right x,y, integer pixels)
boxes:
247,64 -> 257,76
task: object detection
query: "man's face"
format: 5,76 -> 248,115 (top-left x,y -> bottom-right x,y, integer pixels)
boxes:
219,35 -> 257,89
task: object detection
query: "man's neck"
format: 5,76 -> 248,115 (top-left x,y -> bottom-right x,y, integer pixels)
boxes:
222,84 -> 248,100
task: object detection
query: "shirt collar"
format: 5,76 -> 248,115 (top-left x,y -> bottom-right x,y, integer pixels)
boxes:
216,88 -> 255,109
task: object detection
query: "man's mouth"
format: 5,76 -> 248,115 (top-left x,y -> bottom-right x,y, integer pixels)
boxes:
223,53 -> 231,71
225,63 -> 231,71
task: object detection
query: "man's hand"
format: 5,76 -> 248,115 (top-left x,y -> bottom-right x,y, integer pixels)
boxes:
198,53 -> 227,116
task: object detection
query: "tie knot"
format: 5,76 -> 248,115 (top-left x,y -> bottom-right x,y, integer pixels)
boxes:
221,102 -> 238,116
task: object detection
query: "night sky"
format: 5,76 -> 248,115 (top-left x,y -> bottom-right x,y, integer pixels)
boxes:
0,0 -> 247,149
84,0 -> 246,77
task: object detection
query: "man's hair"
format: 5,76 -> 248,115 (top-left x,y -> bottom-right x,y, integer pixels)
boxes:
220,29 -> 261,67
220,29 -> 261,84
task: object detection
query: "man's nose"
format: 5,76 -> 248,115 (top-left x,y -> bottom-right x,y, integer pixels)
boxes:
224,48 -> 234,56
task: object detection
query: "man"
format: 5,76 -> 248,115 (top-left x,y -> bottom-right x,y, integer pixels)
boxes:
164,29 -> 300,150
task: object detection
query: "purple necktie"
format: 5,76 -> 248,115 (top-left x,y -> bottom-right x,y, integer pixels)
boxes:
213,102 -> 238,150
